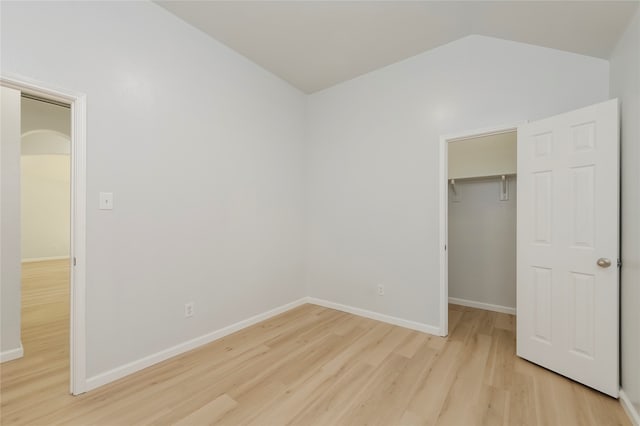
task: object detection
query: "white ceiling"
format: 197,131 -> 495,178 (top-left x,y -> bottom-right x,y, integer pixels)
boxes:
156,1 -> 638,94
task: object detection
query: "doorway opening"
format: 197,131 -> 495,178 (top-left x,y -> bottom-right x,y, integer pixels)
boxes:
0,76 -> 87,395
21,94 -> 72,398
439,124 -> 519,337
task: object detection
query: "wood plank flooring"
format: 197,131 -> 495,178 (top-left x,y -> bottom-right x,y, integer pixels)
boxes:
0,260 -> 630,425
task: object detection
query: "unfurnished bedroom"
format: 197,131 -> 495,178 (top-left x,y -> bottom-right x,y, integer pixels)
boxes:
1,1 -> 639,425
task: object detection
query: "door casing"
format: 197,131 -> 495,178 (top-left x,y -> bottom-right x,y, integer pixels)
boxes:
438,122 -> 522,337
1,73 -> 88,395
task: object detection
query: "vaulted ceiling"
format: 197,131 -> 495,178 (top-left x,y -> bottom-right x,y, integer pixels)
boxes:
157,1 -> 638,93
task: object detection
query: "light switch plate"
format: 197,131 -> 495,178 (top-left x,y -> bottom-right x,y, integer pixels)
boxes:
99,192 -> 113,210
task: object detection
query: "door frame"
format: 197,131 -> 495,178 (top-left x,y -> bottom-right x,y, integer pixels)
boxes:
438,122 -> 522,337
1,73 -> 87,395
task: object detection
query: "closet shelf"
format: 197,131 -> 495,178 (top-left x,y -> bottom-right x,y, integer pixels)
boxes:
448,172 -> 516,182
449,173 -> 515,201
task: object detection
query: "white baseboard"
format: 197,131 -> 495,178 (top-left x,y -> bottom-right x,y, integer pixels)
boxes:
449,297 -> 516,315
306,297 -> 443,336
620,388 -> 640,426
22,256 -> 70,263
85,296 -> 444,392
85,297 -> 308,392
0,343 -> 24,363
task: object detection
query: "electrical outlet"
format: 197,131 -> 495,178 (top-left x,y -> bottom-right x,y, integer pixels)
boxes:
184,302 -> 194,318
377,285 -> 385,296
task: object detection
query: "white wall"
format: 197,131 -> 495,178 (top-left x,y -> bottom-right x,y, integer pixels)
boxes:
1,1 -> 306,378
610,7 -> 640,416
21,97 -> 70,136
21,98 -> 71,261
21,154 -> 71,260
306,35 -> 609,327
448,177 -> 516,310
1,86 -> 22,355
448,131 -> 517,179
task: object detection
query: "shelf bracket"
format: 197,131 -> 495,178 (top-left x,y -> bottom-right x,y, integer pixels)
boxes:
500,175 -> 509,201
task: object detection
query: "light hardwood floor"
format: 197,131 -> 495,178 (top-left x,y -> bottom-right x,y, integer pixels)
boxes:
0,260 -> 630,425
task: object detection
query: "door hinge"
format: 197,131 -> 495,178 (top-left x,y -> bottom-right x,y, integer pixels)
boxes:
73,257 -> 77,267
617,258 -> 622,268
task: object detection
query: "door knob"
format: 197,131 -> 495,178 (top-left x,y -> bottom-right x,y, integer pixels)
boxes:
597,258 -> 612,268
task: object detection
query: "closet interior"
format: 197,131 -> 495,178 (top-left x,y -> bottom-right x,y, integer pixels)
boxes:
448,130 -> 517,314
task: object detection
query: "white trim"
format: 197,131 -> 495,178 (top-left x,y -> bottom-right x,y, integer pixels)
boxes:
448,297 -> 516,315
620,389 -> 640,426
0,343 -> 24,363
439,123 -> 520,143
306,297 -> 443,336
439,128 -> 449,338
439,122 -> 522,337
70,88 -> 88,396
1,73 -> 87,395
22,256 -> 70,263
85,298 -> 308,392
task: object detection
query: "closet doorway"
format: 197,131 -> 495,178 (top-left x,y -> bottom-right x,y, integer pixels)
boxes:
438,124 -> 519,337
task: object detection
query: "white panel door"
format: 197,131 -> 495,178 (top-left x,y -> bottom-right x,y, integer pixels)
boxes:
517,99 -> 619,397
